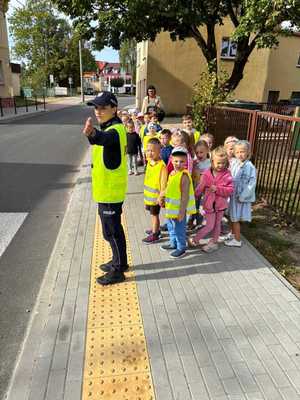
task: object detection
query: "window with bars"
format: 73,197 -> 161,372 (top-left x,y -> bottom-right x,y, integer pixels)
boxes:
0,60 -> 4,84
221,38 -> 237,59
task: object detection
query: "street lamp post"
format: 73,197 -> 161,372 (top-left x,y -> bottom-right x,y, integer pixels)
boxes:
79,39 -> 84,103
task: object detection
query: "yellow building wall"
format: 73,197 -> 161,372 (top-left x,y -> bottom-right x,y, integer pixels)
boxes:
137,19 -> 272,114
136,41 -> 148,108
265,35 -> 300,101
0,1 -> 13,97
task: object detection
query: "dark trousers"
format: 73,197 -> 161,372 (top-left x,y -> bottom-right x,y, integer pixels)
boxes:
98,202 -> 128,273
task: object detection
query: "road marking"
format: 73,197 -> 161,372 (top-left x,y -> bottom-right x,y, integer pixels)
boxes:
82,213 -> 155,400
0,213 -> 28,258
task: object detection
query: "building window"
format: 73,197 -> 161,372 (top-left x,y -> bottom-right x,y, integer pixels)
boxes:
267,90 -> 280,104
291,91 -> 300,99
221,38 -> 237,59
0,60 -> 4,84
297,54 -> 300,67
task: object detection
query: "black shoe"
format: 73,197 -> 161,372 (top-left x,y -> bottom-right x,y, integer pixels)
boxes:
97,271 -> 125,285
99,262 -> 130,273
99,260 -> 113,272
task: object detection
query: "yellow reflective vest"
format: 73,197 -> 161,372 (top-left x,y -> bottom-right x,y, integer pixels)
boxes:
194,130 -> 201,143
165,170 -> 196,219
144,160 -> 165,205
92,123 -> 127,203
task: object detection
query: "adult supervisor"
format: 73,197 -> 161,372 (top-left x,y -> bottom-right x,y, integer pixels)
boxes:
83,91 -> 128,285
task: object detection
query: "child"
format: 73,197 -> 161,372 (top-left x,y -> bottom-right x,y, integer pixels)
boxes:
121,110 -> 130,125
201,133 -> 215,152
144,112 -> 162,135
139,112 -> 151,141
167,131 -> 194,174
182,114 -> 201,144
161,146 -> 196,258
143,138 -> 168,243
143,122 -> 160,163
188,140 -> 211,229
126,120 -> 142,176
188,146 -> 233,252
225,140 -> 256,247
160,129 -> 173,165
224,136 -> 239,165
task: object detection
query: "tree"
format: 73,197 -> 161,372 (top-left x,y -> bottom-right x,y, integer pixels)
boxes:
53,0 -> 300,93
110,77 -> 124,93
9,0 -> 97,91
119,39 -> 137,92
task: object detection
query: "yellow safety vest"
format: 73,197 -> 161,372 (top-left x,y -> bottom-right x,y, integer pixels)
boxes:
144,160 -> 165,205
92,123 -> 127,203
139,124 -> 146,141
165,170 -> 196,219
194,130 -> 201,143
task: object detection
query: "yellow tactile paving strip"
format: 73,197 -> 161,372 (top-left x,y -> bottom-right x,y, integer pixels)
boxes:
82,213 -> 155,400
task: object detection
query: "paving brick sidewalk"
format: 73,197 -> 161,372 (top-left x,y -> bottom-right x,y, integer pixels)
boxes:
5,151 -> 300,400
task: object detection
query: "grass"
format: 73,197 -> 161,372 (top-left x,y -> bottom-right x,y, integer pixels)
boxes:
14,97 -> 43,108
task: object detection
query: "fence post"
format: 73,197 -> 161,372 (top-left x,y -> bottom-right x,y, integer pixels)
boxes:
35,95 -> 38,111
13,97 -> 17,114
0,98 -> 3,117
247,110 -> 258,148
43,92 -> 46,110
25,96 -> 28,112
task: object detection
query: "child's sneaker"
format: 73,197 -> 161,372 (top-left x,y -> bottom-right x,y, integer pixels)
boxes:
128,170 -> 133,175
202,242 -> 218,253
218,232 -> 233,242
160,244 -> 176,251
134,172 -> 139,176
170,249 -> 186,258
145,229 -> 161,237
142,232 -> 160,244
224,238 -> 242,247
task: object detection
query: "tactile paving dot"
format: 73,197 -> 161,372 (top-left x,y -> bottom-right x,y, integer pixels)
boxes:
83,373 -> 155,399
84,325 -> 149,379
82,213 -> 156,399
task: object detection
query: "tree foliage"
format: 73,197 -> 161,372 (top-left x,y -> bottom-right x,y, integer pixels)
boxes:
110,77 -> 124,88
9,0 -> 97,90
53,0 -> 300,92
119,39 -> 137,83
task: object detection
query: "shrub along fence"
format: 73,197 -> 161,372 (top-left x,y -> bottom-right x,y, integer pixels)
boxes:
205,106 -> 300,221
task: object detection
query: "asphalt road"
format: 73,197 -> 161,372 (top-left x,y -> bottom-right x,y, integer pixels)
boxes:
0,96 -> 135,399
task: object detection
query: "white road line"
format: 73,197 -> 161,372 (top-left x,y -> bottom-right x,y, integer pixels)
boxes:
0,213 -> 28,259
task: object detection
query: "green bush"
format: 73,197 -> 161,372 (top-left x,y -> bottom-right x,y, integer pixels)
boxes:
192,65 -> 232,132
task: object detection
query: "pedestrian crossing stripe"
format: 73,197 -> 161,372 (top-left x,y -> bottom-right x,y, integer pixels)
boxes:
0,213 -> 28,259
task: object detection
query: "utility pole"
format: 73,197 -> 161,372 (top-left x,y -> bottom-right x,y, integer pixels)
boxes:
79,38 -> 84,103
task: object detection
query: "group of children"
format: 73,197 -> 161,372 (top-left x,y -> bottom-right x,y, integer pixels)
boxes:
120,109 -> 257,258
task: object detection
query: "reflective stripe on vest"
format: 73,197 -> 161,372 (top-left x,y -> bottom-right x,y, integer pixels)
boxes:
91,123 -> 128,203
144,160 -> 165,205
165,170 -> 196,219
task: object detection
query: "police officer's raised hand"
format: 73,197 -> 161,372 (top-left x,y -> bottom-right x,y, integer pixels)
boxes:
83,117 -> 95,137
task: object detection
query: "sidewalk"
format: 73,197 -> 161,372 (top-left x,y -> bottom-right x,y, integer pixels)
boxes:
5,150 -> 300,400
0,97 -> 82,123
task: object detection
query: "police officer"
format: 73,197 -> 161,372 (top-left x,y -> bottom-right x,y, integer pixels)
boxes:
83,91 -> 128,285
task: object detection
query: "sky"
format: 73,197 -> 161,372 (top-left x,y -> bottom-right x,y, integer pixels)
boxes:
7,0 -> 119,63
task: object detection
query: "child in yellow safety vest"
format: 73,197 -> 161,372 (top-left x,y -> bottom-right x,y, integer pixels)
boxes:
143,138 -> 168,244
160,146 -> 196,258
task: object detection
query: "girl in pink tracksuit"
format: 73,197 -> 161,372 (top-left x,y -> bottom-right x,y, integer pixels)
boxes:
188,146 -> 234,253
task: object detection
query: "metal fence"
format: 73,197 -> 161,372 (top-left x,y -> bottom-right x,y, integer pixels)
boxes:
0,96 -> 46,118
205,106 -> 300,221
